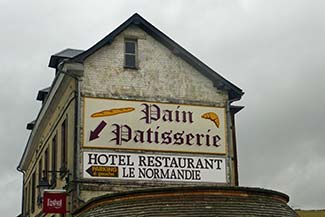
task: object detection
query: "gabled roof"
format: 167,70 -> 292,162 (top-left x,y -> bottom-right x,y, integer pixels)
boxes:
26,120 -> 35,130
48,48 -> 84,68
69,13 -> 244,100
36,86 -> 51,101
230,105 -> 244,114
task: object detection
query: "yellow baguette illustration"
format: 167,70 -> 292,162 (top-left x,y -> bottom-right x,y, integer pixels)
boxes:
201,112 -> 220,128
91,107 -> 135,118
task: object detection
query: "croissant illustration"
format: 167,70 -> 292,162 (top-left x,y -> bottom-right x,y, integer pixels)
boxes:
91,107 -> 135,118
201,112 -> 220,128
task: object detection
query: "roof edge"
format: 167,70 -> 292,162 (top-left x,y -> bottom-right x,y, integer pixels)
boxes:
49,48 -> 84,69
70,13 -> 244,100
73,186 -> 290,215
17,73 -> 65,171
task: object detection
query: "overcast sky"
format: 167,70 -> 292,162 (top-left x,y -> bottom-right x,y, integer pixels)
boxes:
1,0 -> 325,215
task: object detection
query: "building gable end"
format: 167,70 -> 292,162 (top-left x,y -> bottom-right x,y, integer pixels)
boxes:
71,13 -> 243,100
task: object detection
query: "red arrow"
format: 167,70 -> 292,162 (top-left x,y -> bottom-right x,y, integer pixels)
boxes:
89,121 -> 107,141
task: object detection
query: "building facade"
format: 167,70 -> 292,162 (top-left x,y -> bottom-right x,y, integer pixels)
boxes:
18,14 -> 296,216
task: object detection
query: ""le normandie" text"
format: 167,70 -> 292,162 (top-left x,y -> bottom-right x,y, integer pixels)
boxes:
87,153 -> 223,181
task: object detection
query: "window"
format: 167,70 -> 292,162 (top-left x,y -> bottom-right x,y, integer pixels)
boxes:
61,119 -> 67,174
25,185 -> 29,215
28,183 -> 31,214
37,158 -> 43,207
38,158 -> 42,183
45,148 -> 49,181
124,39 -> 137,68
51,135 -> 57,185
31,172 -> 36,213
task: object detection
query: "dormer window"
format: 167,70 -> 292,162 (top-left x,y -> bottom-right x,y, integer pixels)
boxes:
124,39 -> 137,69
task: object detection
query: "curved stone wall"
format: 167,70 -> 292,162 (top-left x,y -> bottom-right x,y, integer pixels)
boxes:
73,186 -> 298,217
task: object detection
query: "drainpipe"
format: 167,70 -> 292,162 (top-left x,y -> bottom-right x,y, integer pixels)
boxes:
75,71 -> 83,208
226,96 -> 241,186
57,61 -> 84,209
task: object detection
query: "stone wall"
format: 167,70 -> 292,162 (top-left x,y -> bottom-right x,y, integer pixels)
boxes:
78,25 -> 235,203
23,76 -> 76,217
82,26 -> 227,105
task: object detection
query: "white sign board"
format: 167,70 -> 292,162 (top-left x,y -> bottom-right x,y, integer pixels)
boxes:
83,97 -> 227,154
83,151 -> 227,183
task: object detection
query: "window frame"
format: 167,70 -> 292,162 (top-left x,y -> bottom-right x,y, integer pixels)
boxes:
60,118 -> 68,177
31,172 -> 36,213
37,157 -> 43,207
38,158 -> 42,184
51,134 -> 57,186
45,148 -> 49,181
25,184 -> 30,215
124,39 -> 138,69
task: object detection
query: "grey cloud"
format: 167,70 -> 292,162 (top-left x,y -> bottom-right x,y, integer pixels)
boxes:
1,0 -> 324,215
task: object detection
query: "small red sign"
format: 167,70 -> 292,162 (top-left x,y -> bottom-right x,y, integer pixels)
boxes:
43,191 -> 66,214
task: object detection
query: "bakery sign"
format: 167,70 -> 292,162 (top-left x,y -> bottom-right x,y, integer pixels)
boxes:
83,97 -> 227,154
83,151 -> 226,183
